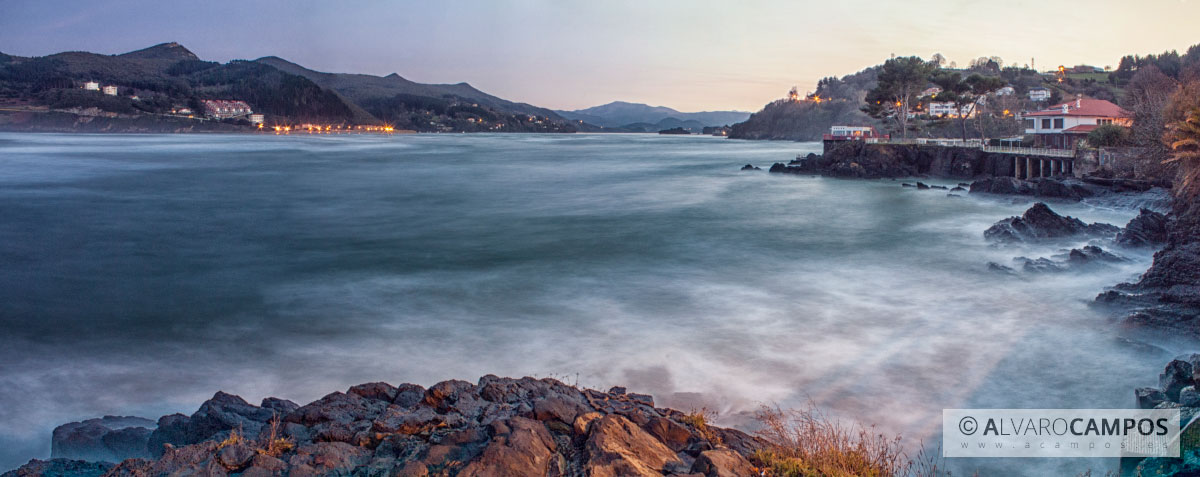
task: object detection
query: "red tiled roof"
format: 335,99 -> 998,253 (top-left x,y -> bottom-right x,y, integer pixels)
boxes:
1062,124 -> 1101,134
1025,98 -> 1130,118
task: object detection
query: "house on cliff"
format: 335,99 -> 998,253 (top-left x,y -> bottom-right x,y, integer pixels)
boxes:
1022,97 -> 1130,149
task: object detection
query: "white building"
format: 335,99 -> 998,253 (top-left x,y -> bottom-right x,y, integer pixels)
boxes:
1023,97 -> 1131,148
1028,87 -> 1051,101
102,85 -> 118,96
249,114 -> 265,125
928,101 -> 977,118
84,81 -> 99,91
994,86 -> 1015,96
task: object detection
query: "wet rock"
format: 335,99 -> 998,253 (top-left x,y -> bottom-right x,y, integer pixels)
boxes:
931,185 -> 949,190
1136,387 -> 1168,409
690,449 -> 756,477
901,183 -> 915,187
984,203 -> 1119,243
970,176 -> 1034,195
739,164 -> 761,171
987,262 -> 1017,275
916,182 -> 930,190
1181,386 -> 1200,408
1161,359 -> 1196,402
0,459 -> 113,477
951,186 -> 966,192
51,415 -> 155,463
1116,208 -> 1169,247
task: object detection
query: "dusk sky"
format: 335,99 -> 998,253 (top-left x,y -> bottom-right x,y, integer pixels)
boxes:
2,0 -> 1198,112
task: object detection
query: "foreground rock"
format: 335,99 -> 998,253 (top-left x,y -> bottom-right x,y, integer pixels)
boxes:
984,202 -> 1119,243
4,377 -> 766,477
1096,184 -> 1200,336
1127,354 -> 1200,475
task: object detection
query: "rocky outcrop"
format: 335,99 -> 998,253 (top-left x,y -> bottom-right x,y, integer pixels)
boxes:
1013,245 -> 1126,273
984,203 -> 1119,244
4,377 -> 765,477
968,176 -> 1104,201
778,142 -> 981,179
51,416 -> 155,463
1096,185 -> 1200,335
1116,208 -> 1169,248
739,164 -> 761,171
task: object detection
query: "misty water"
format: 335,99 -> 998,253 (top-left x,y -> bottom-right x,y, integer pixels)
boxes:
0,132 -> 1193,474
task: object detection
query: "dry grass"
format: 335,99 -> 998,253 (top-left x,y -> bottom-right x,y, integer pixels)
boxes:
680,408 -> 723,445
751,404 -> 950,477
258,414 -> 295,457
216,427 -> 246,450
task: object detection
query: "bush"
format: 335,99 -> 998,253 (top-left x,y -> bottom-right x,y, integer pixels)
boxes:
1087,124 -> 1132,147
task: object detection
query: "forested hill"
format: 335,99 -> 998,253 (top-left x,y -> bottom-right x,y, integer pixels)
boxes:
729,66 -> 879,141
0,43 -> 581,132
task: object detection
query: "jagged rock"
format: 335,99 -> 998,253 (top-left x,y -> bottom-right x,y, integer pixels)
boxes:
1136,387 -> 1168,409
984,203 -> 1119,243
970,176 -> 1034,195
987,262 -> 1017,275
739,164 -> 760,171
951,186 -> 966,192
916,182 -> 930,190
28,376 -> 769,477
216,443 -> 255,471
51,416 -> 155,463
0,459 -> 113,477
459,418 -> 556,477
1117,208 -> 1169,247
1161,358 -> 1196,402
1017,246 -> 1127,274
147,391 -> 278,456
690,449 -> 756,477
584,415 -> 683,477
931,185 -> 948,190
642,417 -> 692,452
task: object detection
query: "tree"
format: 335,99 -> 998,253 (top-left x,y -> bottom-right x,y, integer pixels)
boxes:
1124,65 -> 1180,162
1087,124 -> 1132,147
862,56 -> 934,139
929,71 -> 1005,140
930,53 -> 946,68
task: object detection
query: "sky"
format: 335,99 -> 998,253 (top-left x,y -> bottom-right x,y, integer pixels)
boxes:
1,0 -> 1198,112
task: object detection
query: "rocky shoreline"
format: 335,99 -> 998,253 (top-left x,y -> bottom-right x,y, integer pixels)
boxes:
747,143 -> 1198,338
4,376 -> 765,477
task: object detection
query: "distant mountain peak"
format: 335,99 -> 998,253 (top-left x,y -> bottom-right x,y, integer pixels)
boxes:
120,42 -> 198,61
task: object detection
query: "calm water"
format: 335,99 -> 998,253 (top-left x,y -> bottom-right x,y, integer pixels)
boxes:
0,132 -> 1190,474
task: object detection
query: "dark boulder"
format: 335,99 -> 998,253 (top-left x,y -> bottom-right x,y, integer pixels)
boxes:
970,176 -> 1034,196
739,164 -> 761,171
1116,208 -> 1169,247
147,391 -> 279,456
1136,387 -> 1168,409
916,182 -> 930,190
984,203 -> 1119,243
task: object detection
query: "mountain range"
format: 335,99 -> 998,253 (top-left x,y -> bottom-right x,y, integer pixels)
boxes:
0,42 -> 748,134
556,101 -> 750,132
